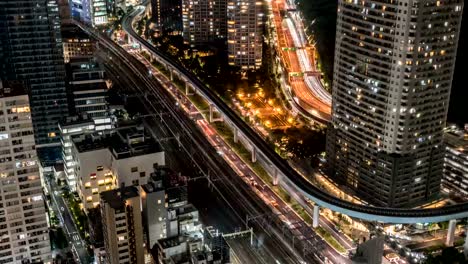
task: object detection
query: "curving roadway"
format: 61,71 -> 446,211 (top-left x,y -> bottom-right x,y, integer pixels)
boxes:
121,6 -> 468,224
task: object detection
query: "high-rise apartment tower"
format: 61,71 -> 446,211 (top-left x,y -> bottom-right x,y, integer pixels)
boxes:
227,0 -> 264,69
182,0 -> 227,46
326,0 -> 464,207
0,81 -> 52,263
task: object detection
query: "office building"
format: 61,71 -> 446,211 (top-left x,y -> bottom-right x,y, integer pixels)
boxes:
0,81 -> 52,263
326,0 -> 464,207
151,0 -> 183,33
62,27 -> 98,63
72,124 -> 165,210
142,183 -> 194,248
100,186 -> 145,264
227,0 -> 263,69
182,0 -> 227,46
83,0 -> 109,26
68,57 -> 109,119
0,0 -> 69,160
442,125 -> 468,199
59,115 -> 113,190
71,0 -> 109,26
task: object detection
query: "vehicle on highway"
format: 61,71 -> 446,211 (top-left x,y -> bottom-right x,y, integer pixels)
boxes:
270,197 -> 279,207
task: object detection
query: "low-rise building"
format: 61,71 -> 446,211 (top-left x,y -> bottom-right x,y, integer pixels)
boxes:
73,124 -> 165,210
59,115 -> 113,190
141,168 -> 191,249
442,125 -> 468,199
68,57 -> 110,120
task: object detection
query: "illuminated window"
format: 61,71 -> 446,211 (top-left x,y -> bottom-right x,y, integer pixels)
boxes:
84,182 -> 91,188
86,196 -> 93,202
118,236 -> 125,241
48,132 -> 56,138
92,188 -> 98,194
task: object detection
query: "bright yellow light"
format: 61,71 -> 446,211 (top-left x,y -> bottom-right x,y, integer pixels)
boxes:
268,99 -> 274,106
287,117 -> 294,123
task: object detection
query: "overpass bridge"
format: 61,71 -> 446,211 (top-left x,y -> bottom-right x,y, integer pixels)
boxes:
119,5 -> 468,226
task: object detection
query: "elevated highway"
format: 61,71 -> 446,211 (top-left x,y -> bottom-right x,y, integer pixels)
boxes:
115,6 -> 468,224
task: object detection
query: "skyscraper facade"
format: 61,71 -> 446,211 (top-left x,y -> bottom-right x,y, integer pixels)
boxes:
0,81 -> 52,263
100,186 -> 145,264
326,0 -> 464,207
227,0 -> 263,69
151,0 -> 183,33
182,0 -> 227,46
0,0 -> 69,162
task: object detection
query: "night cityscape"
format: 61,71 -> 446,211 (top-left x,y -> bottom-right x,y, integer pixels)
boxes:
0,0 -> 467,263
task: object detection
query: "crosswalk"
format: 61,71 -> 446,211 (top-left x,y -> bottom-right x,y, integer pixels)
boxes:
70,232 -> 82,245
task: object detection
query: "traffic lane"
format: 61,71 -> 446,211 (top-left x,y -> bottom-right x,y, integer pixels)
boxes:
48,182 -> 89,263
126,41 -> 340,263
197,119 -> 347,263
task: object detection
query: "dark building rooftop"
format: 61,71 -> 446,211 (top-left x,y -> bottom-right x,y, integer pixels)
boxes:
0,80 -> 27,98
61,26 -> 94,41
72,124 -> 163,158
100,186 -> 139,210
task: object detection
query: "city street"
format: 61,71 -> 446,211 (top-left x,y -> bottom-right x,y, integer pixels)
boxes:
46,178 -> 90,263
268,0 -> 331,121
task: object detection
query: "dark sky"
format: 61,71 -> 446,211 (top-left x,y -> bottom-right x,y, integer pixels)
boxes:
447,12 -> 467,126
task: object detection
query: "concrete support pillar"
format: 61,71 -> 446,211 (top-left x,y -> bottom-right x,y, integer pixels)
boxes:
272,168 -> 279,186
185,81 -> 190,95
209,104 -> 214,123
233,128 -> 238,143
169,69 -> 174,81
251,147 -> 257,163
312,205 -> 320,228
446,219 -> 457,246
250,228 -> 254,246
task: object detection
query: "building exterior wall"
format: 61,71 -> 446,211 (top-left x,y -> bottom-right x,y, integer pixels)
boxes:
101,188 -> 145,264
60,118 -> 113,190
72,0 -> 109,26
151,0 -> 183,33
442,128 -> 468,198
75,148 -> 115,210
63,36 -> 97,63
143,188 -> 167,248
182,0 -> 227,46
112,152 -> 165,188
0,0 -> 69,150
69,59 -> 109,119
326,0 -> 464,207
227,0 -> 263,69
0,86 -> 52,263
443,144 -> 468,196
